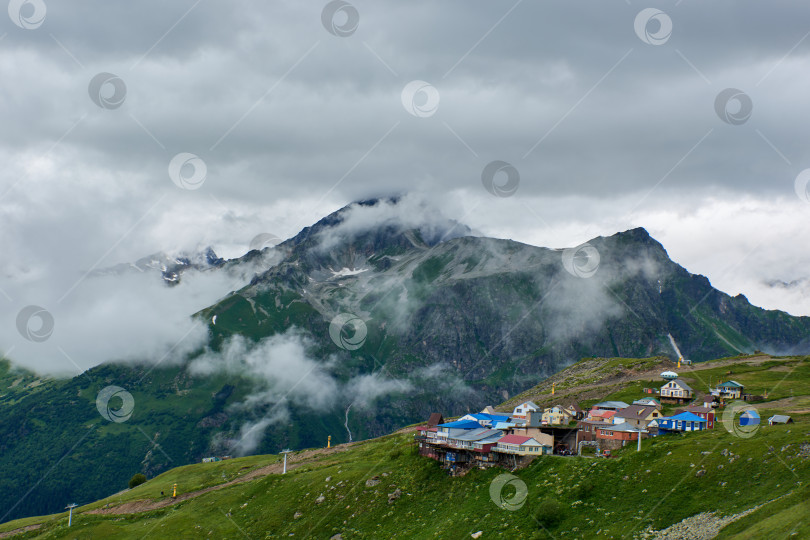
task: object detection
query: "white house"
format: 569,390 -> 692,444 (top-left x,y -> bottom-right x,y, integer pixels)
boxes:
660,379 -> 693,404
512,401 -> 540,418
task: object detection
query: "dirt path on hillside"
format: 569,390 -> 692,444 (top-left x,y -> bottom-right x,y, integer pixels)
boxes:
0,524 -> 42,539
86,440 -> 360,516
85,425 -> 422,517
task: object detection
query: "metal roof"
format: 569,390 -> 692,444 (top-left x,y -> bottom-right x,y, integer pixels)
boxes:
593,401 -> 630,409
665,411 -> 706,422
427,413 -> 444,427
437,420 -> 483,429
478,433 -> 504,444
602,422 -> 644,433
451,428 -> 502,442
685,406 -> 713,414
671,379 -> 693,392
497,434 -> 536,445
470,413 -> 510,423
514,401 -> 540,410
615,405 -> 655,418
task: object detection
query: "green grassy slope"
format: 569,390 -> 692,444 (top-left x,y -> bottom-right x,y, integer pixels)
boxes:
502,354 -> 810,416
2,356 -> 807,539
7,221 -> 810,524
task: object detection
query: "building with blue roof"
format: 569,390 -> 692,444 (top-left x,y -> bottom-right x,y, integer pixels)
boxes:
739,409 -> 760,426
437,419 -> 483,429
461,413 -> 511,427
657,411 -> 707,433
435,419 -> 484,440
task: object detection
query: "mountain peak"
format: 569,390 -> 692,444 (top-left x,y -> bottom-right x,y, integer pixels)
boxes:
288,195 -> 472,252
600,226 -> 667,257
622,226 -> 652,238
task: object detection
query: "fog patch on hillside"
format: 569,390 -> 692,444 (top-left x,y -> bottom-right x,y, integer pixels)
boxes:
189,330 -> 416,455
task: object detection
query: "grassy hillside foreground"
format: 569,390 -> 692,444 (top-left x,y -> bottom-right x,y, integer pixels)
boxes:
1,356 -> 808,539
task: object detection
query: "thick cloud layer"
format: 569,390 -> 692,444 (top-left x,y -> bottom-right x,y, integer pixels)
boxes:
2,1 -> 810,374
189,330 -> 415,455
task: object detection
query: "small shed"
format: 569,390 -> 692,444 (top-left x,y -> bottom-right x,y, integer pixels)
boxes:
768,415 -> 793,425
739,410 -> 760,426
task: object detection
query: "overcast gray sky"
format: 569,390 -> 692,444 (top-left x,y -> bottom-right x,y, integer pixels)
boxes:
2,1 -> 810,373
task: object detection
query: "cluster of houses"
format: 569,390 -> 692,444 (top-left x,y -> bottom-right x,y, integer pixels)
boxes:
415,407 -> 574,471
656,376 -> 763,406
416,375 -> 794,471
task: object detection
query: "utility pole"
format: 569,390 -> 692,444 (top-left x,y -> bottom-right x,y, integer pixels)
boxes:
635,428 -> 648,452
65,503 -> 77,527
280,449 -> 292,474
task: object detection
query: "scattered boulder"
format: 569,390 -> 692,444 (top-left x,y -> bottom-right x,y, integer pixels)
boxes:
330,535 -> 343,540
325,476 -> 332,483
315,494 -> 325,504
365,476 -> 381,487
471,532 -> 483,539
695,469 -> 706,477
388,488 -> 402,504
293,511 -> 303,520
